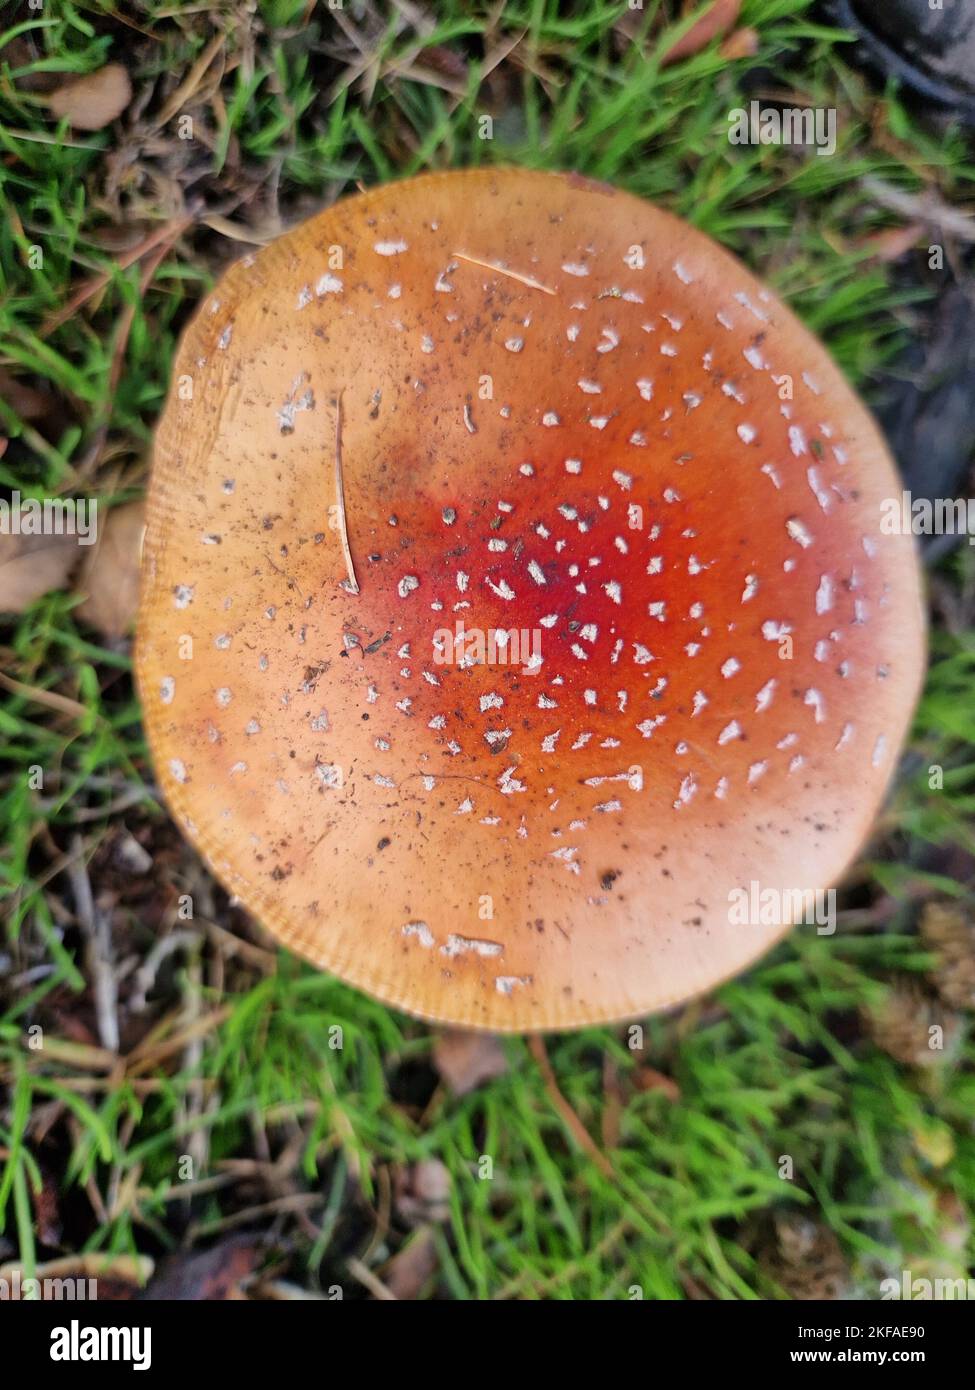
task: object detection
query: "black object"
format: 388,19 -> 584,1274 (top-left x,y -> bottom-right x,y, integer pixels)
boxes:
833,0 -> 975,121
872,284 -> 975,562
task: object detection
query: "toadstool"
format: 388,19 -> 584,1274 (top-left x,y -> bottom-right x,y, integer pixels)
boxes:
137,168 -> 925,1031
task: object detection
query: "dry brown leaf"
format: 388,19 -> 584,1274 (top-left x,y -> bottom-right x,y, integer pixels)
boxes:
75,500 -> 145,638
142,1238 -> 259,1301
48,63 -> 132,131
432,1029 -> 508,1096
0,528 -> 80,614
632,1064 -> 681,1101
394,1159 -> 452,1226
381,1227 -> 439,1300
662,0 -> 742,66
414,44 -> 468,82
720,25 -> 760,60
857,221 -> 926,264
31,1168 -> 62,1247
0,367 -> 57,423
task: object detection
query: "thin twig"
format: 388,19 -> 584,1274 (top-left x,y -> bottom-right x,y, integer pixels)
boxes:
68,785 -> 156,823
528,1035 -> 614,1178
150,29 -> 228,129
66,835 -> 119,1053
189,1192 -> 321,1238
125,1006 -> 233,1076
0,1074 -> 215,1096
451,250 -> 556,295
76,239 -> 174,478
203,917 -> 278,972
183,949 -> 208,1197
41,212 -> 194,337
0,670 -> 87,719
333,390 -> 359,594
347,1256 -> 397,1300
129,929 -> 202,1012
200,213 -> 273,245
861,176 -> 975,243
2,127 -> 104,151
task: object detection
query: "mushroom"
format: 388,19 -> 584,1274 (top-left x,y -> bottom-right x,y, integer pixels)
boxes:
137,168 -> 925,1031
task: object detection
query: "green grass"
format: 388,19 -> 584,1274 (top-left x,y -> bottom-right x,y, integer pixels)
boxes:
1,0 -> 973,1299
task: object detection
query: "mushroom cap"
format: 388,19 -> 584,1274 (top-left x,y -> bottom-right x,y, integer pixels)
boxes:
137,168 -> 925,1031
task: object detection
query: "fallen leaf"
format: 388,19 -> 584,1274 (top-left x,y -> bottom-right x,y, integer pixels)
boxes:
415,45 -> 468,81
0,367 -> 57,423
75,499 -> 145,638
142,1237 -> 260,1300
0,528 -> 80,614
857,221 -> 925,263
632,1064 -> 681,1101
720,25 -> 760,60
112,831 -> 154,875
48,63 -> 131,131
662,0 -> 742,66
432,1029 -> 508,1096
30,1169 -> 62,1247
382,1227 -> 439,1300
394,1159 -> 451,1226
3,35 -> 56,94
